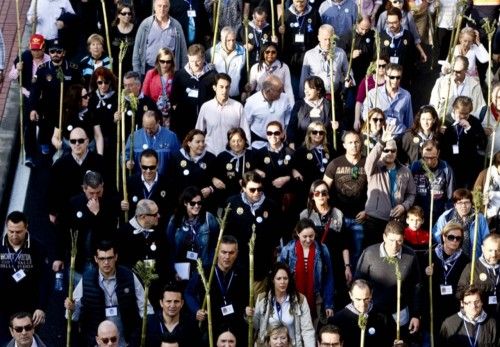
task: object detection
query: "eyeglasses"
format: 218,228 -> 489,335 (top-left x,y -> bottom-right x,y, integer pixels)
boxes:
266,131 -> 281,136
351,166 -> 359,180
120,11 -> 132,15
49,48 -> 63,54
455,201 -> 471,206
371,117 -> 384,123
97,80 -> 110,85
378,64 -> 387,68
100,336 -> 118,344
188,200 -> 203,207
423,156 -> 438,161
12,325 -> 33,333
82,93 -> 90,99
141,165 -> 157,171
313,190 -> 328,197
97,256 -> 115,262
311,130 -> 325,136
69,138 -> 87,144
248,187 -> 264,193
264,50 -> 277,55
463,300 -> 481,306
446,234 -> 463,242
388,75 -> 401,80
382,148 -> 396,153
159,59 -> 173,64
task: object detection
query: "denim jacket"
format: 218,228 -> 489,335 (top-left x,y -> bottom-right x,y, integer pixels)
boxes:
166,212 -> 219,270
279,240 -> 335,309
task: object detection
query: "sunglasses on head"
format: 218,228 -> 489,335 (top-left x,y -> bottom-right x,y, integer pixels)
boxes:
382,148 -> 396,153
313,189 -> 328,197
141,165 -> 157,171
69,138 -> 87,144
266,131 -> 281,136
12,325 -> 33,333
446,234 -> 462,242
100,336 -> 118,344
311,130 -> 325,136
248,187 -> 264,193
159,59 -> 173,64
188,200 -> 203,207
49,48 -> 63,54
97,80 -> 110,85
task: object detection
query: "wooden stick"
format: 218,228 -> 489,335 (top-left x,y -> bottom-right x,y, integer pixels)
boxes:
270,0 -> 276,38
482,19 -> 497,128
211,0 -> 221,64
385,257 -> 401,339
200,204 -> 231,316
484,125 -> 498,213
120,91 -> 128,221
66,229 -> 79,347
328,33 -> 337,151
470,189 -> 483,284
358,313 -> 368,347
197,259 -> 214,347
133,261 -> 159,347
100,0 -> 113,69
247,228 -> 256,347
243,17 -> 250,81
280,1 -> 285,50
15,0 -> 25,163
117,41 -> 128,215
128,93 -> 139,176
31,0 -> 38,36
374,30 -> 381,109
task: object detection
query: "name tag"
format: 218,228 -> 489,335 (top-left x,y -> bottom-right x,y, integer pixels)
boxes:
294,34 -> 304,43
221,304 -> 234,316
452,144 -> 459,155
187,10 -> 196,17
440,285 -> 453,295
12,269 -> 26,282
489,295 -> 497,305
390,56 -> 399,64
186,251 -> 198,260
105,306 -> 118,317
188,89 -> 199,98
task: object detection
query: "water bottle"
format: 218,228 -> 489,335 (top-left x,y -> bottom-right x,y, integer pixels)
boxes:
54,271 -> 64,292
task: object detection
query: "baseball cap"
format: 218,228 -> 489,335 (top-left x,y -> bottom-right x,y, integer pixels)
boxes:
29,34 -> 45,50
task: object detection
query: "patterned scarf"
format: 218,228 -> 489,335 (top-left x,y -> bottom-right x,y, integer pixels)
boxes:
95,90 -> 115,109
241,191 -> 266,215
295,240 -> 316,315
450,208 -> 474,256
226,150 -> 246,173
435,243 -> 463,267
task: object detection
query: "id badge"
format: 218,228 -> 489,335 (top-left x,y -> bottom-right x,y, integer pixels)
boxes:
294,34 -> 305,43
440,285 -> 453,295
12,269 -> 26,282
105,306 -> 118,317
390,56 -> 399,64
188,89 -> 199,98
489,295 -> 497,305
186,251 -> 199,260
221,304 -> 234,316
187,10 -> 196,17
452,144 -> 459,154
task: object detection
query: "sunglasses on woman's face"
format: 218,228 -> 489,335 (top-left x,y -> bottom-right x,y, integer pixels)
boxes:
313,190 -> 328,197
311,130 -> 325,136
188,200 -> 203,207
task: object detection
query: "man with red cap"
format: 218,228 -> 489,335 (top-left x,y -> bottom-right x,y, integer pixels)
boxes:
8,34 -> 51,168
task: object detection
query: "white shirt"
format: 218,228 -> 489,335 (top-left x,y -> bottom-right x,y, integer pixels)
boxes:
27,0 -> 75,40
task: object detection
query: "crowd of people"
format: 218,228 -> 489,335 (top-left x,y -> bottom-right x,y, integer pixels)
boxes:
2,0 -> 500,345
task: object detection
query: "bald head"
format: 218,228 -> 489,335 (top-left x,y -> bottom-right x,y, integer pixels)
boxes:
69,127 -> 89,156
136,199 -> 160,228
96,320 -> 119,347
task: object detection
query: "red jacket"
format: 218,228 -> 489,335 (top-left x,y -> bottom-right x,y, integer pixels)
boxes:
142,68 -> 173,102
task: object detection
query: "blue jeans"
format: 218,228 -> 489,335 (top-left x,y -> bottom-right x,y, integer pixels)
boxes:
344,217 -> 364,266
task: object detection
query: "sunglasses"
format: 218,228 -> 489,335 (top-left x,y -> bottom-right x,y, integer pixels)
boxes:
49,48 -> 63,54
97,80 -> 110,85
69,138 -> 87,144
120,11 -> 132,15
146,212 -> 159,217
96,256 -> 115,262
12,325 -> 33,333
188,200 -> 203,207
266,131 -> 281,136
351,166 -> 359,180
100,336 -> 118,344
382,148 -> 396,153
159,59 -> 173,64
446,234 -> 462,242
378,64 -> 387,68
371,117 -> 384,122
311,130 -> 325,136
264,50 -> 277,54
82,93 -> 90,99
313,190 -> 328,197
248,187 -> 264,193
388,75 -> 401,80
141,165 -> 157,171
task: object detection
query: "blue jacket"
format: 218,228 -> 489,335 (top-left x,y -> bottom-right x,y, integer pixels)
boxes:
279,240 -> 335,309
433,208 -> 489,259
